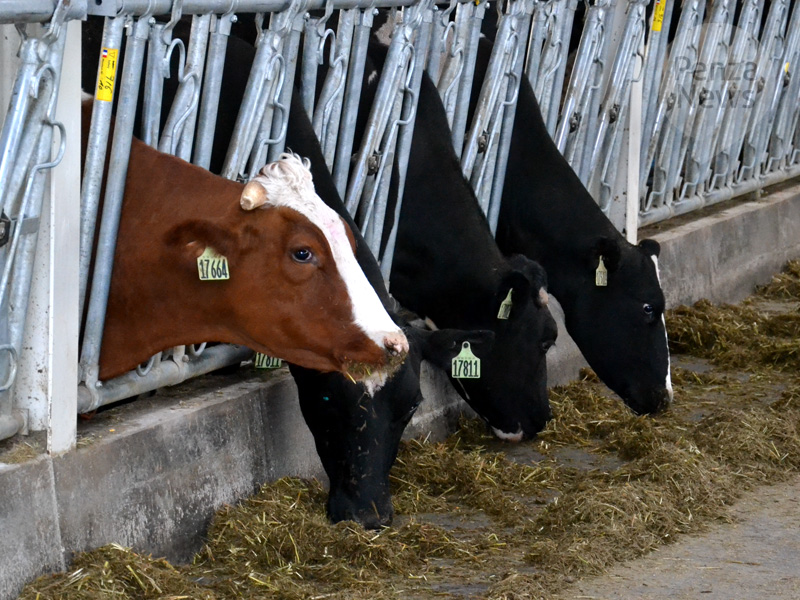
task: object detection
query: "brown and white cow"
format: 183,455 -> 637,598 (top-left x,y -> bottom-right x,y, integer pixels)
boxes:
85,104 -> 407,392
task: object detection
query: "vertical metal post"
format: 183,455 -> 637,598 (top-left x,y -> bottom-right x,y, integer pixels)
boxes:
79,15 -> 150,402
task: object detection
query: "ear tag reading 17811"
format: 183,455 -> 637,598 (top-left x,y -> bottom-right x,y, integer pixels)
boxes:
452,341 -> 481,379
254,353 -> 283,369
595,255 -> 608,287
497,289 -> 513,320
197,247 -> 229,281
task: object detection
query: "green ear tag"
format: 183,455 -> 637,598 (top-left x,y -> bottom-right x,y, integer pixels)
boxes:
254,353 -> 282,369
497,289 -> 513,320
197,247 -> 230,281
595,256 -> 608,287
452,341 -> 481,379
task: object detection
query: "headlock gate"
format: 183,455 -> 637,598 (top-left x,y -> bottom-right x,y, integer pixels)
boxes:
1,0 -> 799,448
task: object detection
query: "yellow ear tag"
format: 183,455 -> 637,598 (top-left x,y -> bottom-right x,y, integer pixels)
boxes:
497,288 -> 513,320
595,256 -> 608,287
452,341 -> 481,379
254,353 -> 282,369
197,247 -> 230,281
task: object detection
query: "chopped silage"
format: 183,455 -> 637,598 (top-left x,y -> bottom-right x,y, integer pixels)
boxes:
19,260 -> 800,600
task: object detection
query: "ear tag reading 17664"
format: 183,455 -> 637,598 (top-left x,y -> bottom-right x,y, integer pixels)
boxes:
197,247 -> 229,281
497,289 -> 513,320
254,353 -> 283,369
595,255 -> 608,287
452,341 -> 481,379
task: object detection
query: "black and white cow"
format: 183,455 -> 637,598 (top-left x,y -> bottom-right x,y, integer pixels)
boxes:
472,38 -> 672,414
361,46 -> 559,440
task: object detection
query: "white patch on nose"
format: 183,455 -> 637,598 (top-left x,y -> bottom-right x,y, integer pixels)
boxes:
651,255 -> 674,402
248,154 -> 408,369
491,425 -> 524,443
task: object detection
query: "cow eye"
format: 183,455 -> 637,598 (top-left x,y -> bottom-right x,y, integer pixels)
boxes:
643,303 -> 655,316
541,340 -> 555,353
292,248 -> 314,263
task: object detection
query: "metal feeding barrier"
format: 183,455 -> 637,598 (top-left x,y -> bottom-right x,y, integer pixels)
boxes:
2,0 -> 800,445
0,1 -> 72,442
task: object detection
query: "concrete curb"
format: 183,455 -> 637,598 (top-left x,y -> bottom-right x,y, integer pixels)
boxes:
2,182 -> 800,599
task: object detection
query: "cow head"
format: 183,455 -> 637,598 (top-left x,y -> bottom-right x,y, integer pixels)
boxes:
563,236 -> 672,415
155,154 -> 407,391
450,255 -> 558,441
292,325 -> 494,528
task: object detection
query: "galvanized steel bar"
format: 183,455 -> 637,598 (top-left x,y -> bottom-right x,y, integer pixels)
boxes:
738,0 -> 790,182
449,0 -> 485,159
266,10 -> 306,162
77,345 -> 253,413
141,22 -> 169,148
644,0 -> 706,214
380,4 -> 433,277
0,20 -> 68,441
159,13 -> 211,160
707,0 -> 762,191
79,14 -> 150,398
637,0 -> 674,197
86,0 -> 416,16
194,11 -> 235,169
0,0 -> 86,24
765,1 -> 800,173
486,1 -> 533,235
679,0 -> 734,200
588,0 -> 647,212
332,7 -> 373,197
311,8 -> 356,168
79,16 -> 125,320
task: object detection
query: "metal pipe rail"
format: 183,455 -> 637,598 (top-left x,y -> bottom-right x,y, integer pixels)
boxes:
0,12 -> 69,442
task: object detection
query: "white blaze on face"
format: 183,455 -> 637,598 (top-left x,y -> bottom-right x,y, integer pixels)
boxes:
651,255 -> 674,402
247,154 -> 408,389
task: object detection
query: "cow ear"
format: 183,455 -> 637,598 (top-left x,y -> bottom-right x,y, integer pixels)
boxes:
497,269 -> 532,319
420,328 -> 495,370
164,220 -> 244,265
638,238 -> 661,258
590,236 -> 622,273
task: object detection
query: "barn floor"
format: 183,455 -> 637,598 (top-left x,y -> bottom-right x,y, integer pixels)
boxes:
16,262 -> 800,599
559,474 -> 800,599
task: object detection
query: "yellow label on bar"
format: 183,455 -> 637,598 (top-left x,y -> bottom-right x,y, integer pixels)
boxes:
96,48 -> 119,102
652,0 -> 666,32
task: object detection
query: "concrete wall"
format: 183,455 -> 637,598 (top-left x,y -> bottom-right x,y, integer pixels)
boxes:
2,183 -> 800,599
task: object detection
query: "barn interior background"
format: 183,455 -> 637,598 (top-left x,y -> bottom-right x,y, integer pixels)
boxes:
1,0 -> 800,597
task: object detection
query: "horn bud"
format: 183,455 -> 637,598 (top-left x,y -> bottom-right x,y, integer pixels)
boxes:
240,180 -> 268,210
538,288 -> 549,307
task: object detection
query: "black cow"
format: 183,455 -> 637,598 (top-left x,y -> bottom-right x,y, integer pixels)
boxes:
81,19 -> 491,528
360,47 -> 559,440
472,38 -> 672,414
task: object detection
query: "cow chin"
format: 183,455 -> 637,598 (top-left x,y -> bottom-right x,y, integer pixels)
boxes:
622,385 -> 673,416
340,350 -> 407,396
327,487 -> 394,529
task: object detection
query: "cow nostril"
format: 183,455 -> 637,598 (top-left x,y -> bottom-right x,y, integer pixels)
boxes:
383,331 -> 409,357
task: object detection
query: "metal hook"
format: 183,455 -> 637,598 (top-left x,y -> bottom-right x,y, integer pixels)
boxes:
162,0 -> 184,45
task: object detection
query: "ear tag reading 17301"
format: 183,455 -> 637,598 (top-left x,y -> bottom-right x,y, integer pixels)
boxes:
595,255 -> 608,287
254,353 -> 282,369
197,247 -> 229,281
497,289 -> 513,320
452,341 -> 481,379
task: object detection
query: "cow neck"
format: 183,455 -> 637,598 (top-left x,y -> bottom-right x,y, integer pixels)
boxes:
392,73 -> 506,329
99,137 -> 246,379
499,80 -> 622,293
